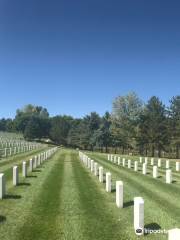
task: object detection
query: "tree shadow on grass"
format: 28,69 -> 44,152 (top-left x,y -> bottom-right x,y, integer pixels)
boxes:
0,216 -> 6,223
111,188 -> 116,193
144,223 -> 161,235
172,180 -> 177,183
4,194 -> 21,200
26,175 -> 37,178
157,176 -> 162,179
18,182 -> 31,186
32,169 -> 42,173
123,200 -> 134,208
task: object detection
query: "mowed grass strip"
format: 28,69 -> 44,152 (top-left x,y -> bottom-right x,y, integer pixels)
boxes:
11,149 -> 86,240
87,152 -> 180,239
55,150 -> 86,240
71,151 -> 130,240
0,149 -> 61,240
15,151 -> 65,240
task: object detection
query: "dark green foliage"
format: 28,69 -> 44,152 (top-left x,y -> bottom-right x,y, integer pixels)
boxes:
0,94 -> 180,158
0,118 -> 15,132
14,104 -> 50,140
169,95 -> 180,158
138,96 -> 169,157
50,115 -> 73,145
24,116 -> 50,140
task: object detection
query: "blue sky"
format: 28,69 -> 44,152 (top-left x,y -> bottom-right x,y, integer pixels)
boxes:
0,0 -> 180,118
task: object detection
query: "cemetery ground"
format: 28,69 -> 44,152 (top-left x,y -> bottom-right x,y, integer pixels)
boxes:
0,149 -> 179,240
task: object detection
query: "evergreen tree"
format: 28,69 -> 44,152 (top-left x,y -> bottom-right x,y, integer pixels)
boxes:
138,96 -> 168,157
169,96 -> 180,158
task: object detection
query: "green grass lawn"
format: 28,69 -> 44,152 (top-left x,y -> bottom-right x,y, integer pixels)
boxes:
0,149 -> 179,239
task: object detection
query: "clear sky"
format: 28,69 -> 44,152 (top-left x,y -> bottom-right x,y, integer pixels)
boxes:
0,0 -> 180,118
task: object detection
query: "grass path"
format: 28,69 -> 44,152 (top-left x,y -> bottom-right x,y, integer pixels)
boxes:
1,149 -> 178,239
14,150 -> 130,240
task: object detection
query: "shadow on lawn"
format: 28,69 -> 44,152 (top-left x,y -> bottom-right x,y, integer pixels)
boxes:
144,223 -> 161,235
18,182 -> 31,186
4,194 -> 21,200
111,188 -> 116,193
26,175 -> 37,178
0,216 -> 6,223
32,169 -> 42,173
123,200 -> 134,208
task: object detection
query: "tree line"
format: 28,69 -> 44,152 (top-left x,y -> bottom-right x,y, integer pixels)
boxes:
0,93 -> 179,158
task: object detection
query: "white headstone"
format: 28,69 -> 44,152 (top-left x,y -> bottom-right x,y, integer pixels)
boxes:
118,157 -> 121,165
139,157 -> 142,163
94,162 -> 98,176
0,173 -> 5,199
88,158 -> 91,168
106,172 -> 111,192
13,166 -> 18,186
151,158 -> 154,166
34,156 -> 37,168
168,228 -> 180,240
123,158 -> 126,167
128,160 -> 131,169
176,162 -> 180,171
134,161 -> 138,172
153,166 -> 158,178
158,159 -> 161,167
166,169 -> 172,184
166,160 -> 170,169
145,157 -> 148,164
142,163 -> 147,175
91,160 -> 94,172
134,197 -> 144,236
29,159 -> 33,172
99,167 -> 103,183
22,161 -> 27,177
116,181 -> 123,208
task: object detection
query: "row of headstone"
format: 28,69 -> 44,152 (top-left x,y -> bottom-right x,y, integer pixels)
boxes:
80,152 -> 145,235
108,154 -> 180,172
139,157 -> 180,171
79,152 -> 124,208
0,147 -> 58,199
93,153 -> 180,238
108,155 -> 174,184
0,144 -> 40,158
0,140 -> 41,148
